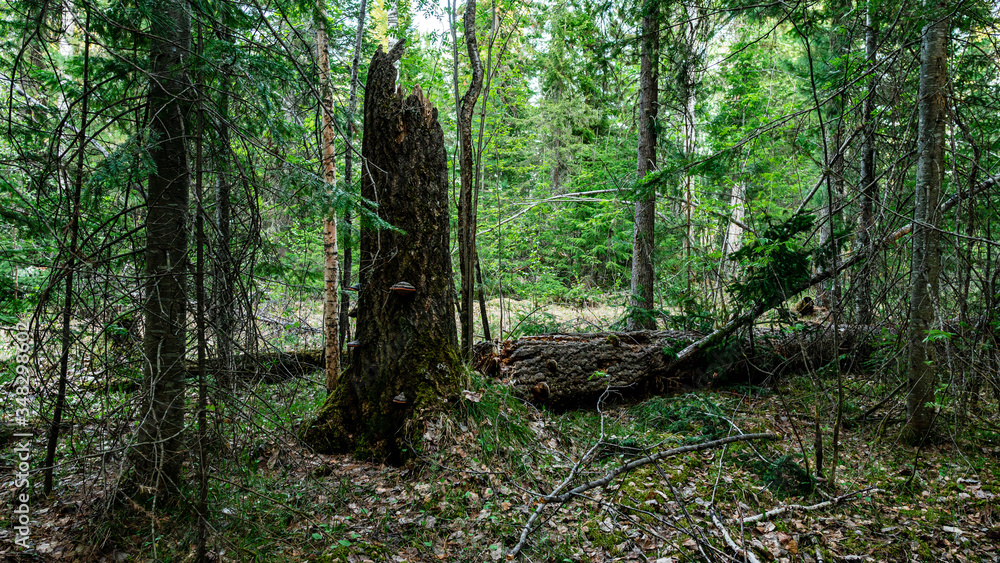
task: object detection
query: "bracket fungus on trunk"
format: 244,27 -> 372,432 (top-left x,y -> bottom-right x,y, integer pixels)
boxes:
390,281 -> 416,295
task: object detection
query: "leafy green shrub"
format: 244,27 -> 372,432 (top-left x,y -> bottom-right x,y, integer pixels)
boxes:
660,270 -> 716,333
0,262 -> 49,324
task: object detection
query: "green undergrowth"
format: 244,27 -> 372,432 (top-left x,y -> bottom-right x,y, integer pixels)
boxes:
462,373 -> 538,474
633,394 -> 730,441
33,362 -> 1000,562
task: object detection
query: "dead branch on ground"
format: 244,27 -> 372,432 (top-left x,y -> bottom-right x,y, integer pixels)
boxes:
506,432 -> 781,558
735,487 -> 883,524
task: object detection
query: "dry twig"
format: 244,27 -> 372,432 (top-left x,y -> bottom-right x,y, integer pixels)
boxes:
735,487 -> 882,524
711,510 -> 762,563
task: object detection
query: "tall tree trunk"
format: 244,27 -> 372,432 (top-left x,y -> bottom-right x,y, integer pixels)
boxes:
905,14 -> 948,443
192,44 -> 210,556
212,24 -> 235,386
816,129 -> 843,311
131,0 -> 191,497
679,3 -> 704,304
316,0 -> 341,392
723,182 -> 745,260
816,4 -> 849,313
340,0 -> 367,350
855,11 -> 878,325
18,0 -> 48,93
628,0 -> 659,331
474,2 -> 501,343
458,0 -> 484,357
303,43 -> 464,464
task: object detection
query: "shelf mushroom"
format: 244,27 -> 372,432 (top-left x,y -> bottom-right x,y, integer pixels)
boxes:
346,340 -> 361,349
347,283 -> 360,292
392,392 -> 408,405
390,281 -> 416,295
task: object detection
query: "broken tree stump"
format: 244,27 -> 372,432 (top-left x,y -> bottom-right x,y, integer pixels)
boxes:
303,41 -> 464,464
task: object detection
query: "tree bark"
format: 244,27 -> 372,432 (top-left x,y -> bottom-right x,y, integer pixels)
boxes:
316,0 -> 341,392
679,3 -> 705,303
303,43 -> 465,464
212,20 -> 235,386
905,14 -> 948,443
473,1 -> 501,344
477,327 -> 875,409
855,11 -> 878,325
628,0 -> 659,331
340,0 -> 367,350
723,182 -> 745,260
193,57 -> 209,558
815,139 -> 843,311
130,0 -> 190,498
458,0 -> 484,358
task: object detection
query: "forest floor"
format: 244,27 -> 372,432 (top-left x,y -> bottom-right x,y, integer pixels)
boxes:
254,294 -> 626,350
2,369 -> 999,561
479,297 -> 626,338
1,301 -> 999,562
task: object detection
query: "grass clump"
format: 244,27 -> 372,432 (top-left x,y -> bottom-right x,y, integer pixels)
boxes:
462,374 -> 537,470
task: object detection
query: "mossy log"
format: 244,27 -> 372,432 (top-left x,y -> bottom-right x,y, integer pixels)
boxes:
476,325 -> 878,409
302,42 -> 465,464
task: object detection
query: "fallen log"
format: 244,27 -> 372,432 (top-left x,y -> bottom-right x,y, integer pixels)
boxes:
648,172 -> 999,388
476,324 -> 878,409
185,349 -> 324,383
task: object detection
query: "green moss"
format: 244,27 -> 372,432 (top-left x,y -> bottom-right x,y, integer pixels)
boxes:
300,385 -> 353,454
632,394 -> 728,440
584,525 -> 627,553
303,334 -> 466,464
761,455 -> 815,497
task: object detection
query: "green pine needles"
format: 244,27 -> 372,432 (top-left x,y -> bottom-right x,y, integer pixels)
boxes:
727,212 -> 816,307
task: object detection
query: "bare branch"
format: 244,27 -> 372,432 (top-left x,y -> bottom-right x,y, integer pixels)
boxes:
711,510 -> 762,563
735,487 -> 883,524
